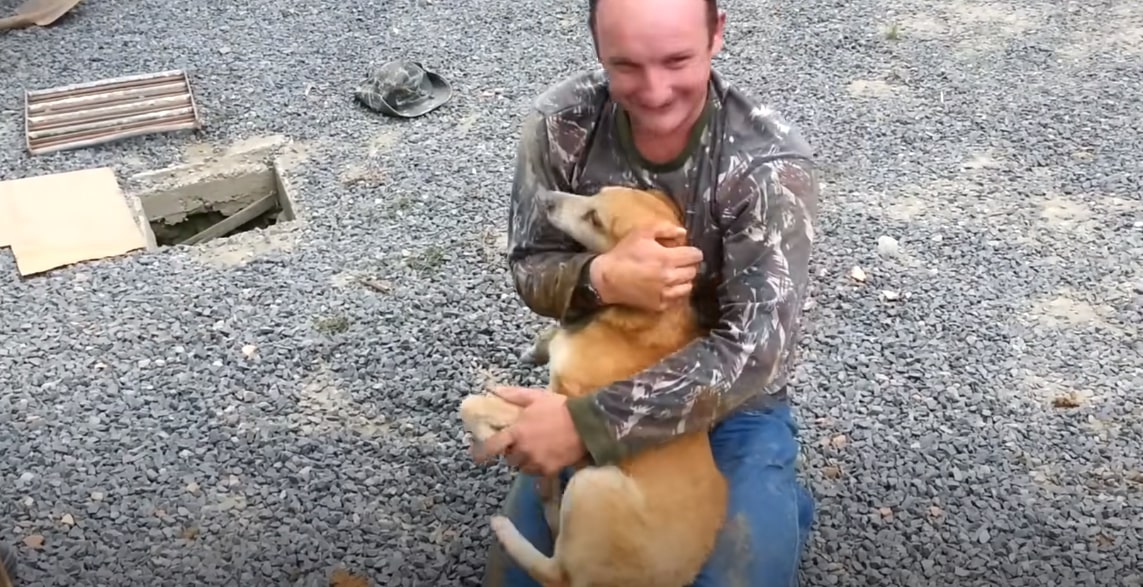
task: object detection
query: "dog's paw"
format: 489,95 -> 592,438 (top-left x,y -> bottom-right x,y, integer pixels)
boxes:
489,515 -> 513,539
459,394 -> 522,442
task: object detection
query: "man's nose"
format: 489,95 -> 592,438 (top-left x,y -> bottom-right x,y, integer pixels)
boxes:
640,70 -> 671,106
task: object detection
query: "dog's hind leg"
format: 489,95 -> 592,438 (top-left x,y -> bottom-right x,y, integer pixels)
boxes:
490,515 -> 568,587
547,466 -> 650,587
520,325 -> 559,366
538,474 -> 563,538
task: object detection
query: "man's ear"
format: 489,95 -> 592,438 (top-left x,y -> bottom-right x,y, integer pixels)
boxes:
710,10 -> 727,54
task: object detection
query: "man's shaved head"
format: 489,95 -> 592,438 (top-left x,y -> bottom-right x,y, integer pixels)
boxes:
588,0 -> 720,45
585,0 -> 726,145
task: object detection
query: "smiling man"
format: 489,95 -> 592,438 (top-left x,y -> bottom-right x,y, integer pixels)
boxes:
476,0 -> 820,585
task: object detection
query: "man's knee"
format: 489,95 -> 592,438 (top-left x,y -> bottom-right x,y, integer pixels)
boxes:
693,477 -> 812,587
693,404 -> 815,587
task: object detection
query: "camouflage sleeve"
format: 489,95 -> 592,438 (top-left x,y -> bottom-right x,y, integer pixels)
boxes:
565,156 -> 819,466
506,111 -> 605,323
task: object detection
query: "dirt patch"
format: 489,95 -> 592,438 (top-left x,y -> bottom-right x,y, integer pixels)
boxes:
898,0 -> 1038,36
1022,373 -> 1096,408
187,229 -> 298,269
884,179 -> 981,224
474,365 -> 510,391
478,227 -> 509,264
330,270 -> 364,288
329,270 -> 393,294
898,0 -> 1042,58
341,162 -> 385,187
884,193 -> 927,223
947,0 -> 1037,34
454,109 -> 482,135
846,79 -> 909,99
367,127 -> 402,157
961,150 -> 1003,171
1039,196 -> 1092,231
1058,4 -> 1143,61
341,128 -> 403,187
184,133 -> 310,169
896,14 -> 945,36
1025,290 -> 1122,335
291,364 -> 392,437
1030,193 -> 1140,238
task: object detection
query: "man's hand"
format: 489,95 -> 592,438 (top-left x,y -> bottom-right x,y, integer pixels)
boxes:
474,386 -> 587,477
592,224 -> 703,312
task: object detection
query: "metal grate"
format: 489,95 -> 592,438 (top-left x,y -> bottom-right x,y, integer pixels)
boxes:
24,69 -> 203,156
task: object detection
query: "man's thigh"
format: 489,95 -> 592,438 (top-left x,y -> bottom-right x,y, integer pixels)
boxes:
691,403 -> 815,587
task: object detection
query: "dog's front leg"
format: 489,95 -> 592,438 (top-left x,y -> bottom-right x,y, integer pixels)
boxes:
537,474 -> 563,538
459,394 -> 523,457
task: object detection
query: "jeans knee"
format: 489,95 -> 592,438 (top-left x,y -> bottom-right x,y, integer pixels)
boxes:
796,483 -> 815,533
691,461 -> 813,587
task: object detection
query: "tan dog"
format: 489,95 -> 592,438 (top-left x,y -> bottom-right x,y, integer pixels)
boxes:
0,544 -> 15,587
460,186 -> 728,587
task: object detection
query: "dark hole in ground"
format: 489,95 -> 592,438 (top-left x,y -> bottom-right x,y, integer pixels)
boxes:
140,158 -> 297,248
149,206 -> 282,247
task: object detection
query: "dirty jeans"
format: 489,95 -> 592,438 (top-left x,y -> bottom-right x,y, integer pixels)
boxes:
481,402 -> 815,587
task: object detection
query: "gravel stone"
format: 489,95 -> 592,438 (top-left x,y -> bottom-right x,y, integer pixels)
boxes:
1,0 -> 1141,585
876,235 -> 900,258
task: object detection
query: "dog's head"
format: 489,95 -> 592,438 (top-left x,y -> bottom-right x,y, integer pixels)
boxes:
537,186 -> 685,253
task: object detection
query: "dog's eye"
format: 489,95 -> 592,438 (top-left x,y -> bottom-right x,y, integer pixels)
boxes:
583,210 -> 602,227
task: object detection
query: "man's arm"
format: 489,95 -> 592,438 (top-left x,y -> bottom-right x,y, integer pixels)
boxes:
507,111 -> 605,323
565,156 -> 820,465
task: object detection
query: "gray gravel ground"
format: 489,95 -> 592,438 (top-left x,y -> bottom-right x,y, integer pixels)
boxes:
2,0 -> 1142,585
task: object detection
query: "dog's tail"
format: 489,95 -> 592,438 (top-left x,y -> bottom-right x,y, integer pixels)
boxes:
489,516 -> 567,585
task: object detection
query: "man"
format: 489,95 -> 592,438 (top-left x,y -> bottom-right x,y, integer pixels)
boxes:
475,0 -> 820,585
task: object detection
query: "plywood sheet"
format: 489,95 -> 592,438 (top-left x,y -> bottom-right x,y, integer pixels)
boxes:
0,189 -> 13,248
0,167 -> 148,276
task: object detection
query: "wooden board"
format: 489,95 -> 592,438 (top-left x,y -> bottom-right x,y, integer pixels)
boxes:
0,167 -> 148,276
0,189 -> 13,248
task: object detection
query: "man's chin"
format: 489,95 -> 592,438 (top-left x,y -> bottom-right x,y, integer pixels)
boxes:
630,112 -> 687,137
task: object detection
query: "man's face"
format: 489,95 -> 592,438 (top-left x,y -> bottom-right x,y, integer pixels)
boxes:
594,0 -> 725,138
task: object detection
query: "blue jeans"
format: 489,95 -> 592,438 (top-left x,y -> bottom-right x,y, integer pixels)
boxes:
481,402 -> 815,587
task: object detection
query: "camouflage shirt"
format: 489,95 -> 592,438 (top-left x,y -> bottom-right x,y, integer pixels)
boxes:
506,67 -> 820,467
